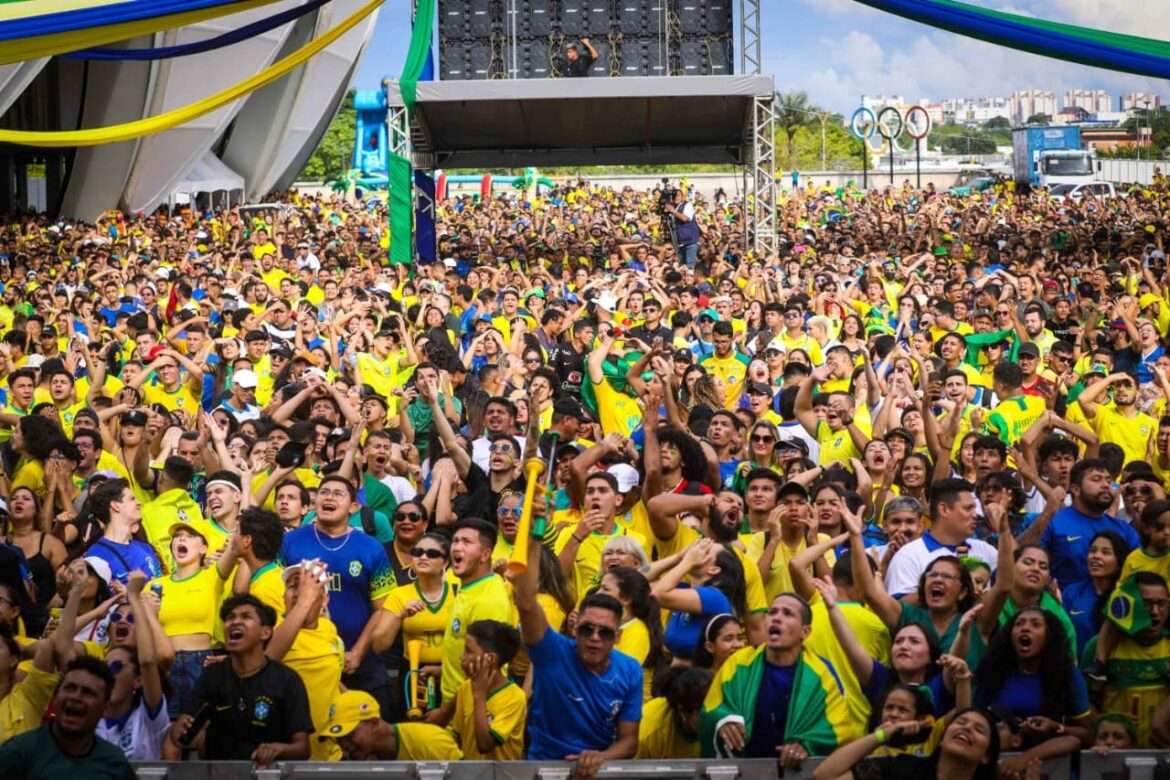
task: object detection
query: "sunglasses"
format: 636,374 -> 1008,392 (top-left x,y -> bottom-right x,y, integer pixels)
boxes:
497,506 -> 522,518
489,443 -> 516,455
410,547 -> 445,560
394,511 -> 422,524
751,434 -> 776,444
108,611 -> 135,625
575,622 -> 617,642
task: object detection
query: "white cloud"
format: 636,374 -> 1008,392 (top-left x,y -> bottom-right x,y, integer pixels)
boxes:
776,12 -> 1169,114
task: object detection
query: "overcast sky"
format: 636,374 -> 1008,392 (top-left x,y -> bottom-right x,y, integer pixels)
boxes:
354,0 -> 1168,113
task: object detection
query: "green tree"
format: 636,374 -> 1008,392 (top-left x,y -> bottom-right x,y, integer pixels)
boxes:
1024,113 -> 1051,125
983,116 -> 1011,131
789,120 -> 863,170
301,90 -> 357,181
775,91 -> 811,168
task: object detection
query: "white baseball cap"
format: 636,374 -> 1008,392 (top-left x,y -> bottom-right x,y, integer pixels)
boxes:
233,369 -> 259,389
607,463 -> 640,494
83,556 -> 113,585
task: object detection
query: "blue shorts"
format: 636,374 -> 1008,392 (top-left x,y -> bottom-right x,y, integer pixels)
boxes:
168,649 -> 213,720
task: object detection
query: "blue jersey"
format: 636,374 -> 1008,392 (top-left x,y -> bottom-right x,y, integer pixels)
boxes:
663,584 -> 732,660
86,538 -> 163,584
279,525 -> 393,647
1040,507 -> 1140,596
526,626 -> 642,760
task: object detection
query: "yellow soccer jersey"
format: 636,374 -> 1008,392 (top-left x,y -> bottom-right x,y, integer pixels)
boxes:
283,616 -> 345,761
393,722 -> 463,760
356,352 -> 401,401
148,566 -> 226,639
1093,405 -> 1157,467
635,695 -> 699,758
441,574 -> 517,702
743,532 -> 836,604
383,580 -> 453,665
554,524 -> 649,605
143,381 -> 200,415
700,352 -> 750,409
653,522 -> 766,615
1120,548 -> 1170,584
815,421 -> 861,467
450,679 -> 527,760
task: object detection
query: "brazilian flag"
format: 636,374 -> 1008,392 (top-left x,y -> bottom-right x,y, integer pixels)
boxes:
699,645 -> 850,758
1106,575 -> 1154,637
579,351 -> 644,418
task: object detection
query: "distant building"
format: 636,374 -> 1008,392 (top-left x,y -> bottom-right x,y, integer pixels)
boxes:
1011,90 -> 1058,123
1121,92 -> 1161,111
1064,89 -> 1112,115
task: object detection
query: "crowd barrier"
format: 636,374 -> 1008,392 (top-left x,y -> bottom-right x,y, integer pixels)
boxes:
128,753 -> 1168,779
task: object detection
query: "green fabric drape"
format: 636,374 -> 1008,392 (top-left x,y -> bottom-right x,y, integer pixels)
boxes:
389,0 -> 436,264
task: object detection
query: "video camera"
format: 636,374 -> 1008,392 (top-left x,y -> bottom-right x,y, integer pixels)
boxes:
658,177 -> 675,214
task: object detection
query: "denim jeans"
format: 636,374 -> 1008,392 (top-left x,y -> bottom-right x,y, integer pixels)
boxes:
168,649 -> 213,719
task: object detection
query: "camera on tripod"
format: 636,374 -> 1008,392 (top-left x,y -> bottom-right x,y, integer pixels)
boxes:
657,177 -> 674,213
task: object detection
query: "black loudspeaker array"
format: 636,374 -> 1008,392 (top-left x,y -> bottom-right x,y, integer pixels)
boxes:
436,0 -> 732,80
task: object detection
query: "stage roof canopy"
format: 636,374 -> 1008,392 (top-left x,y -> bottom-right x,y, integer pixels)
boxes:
387,75 -> 775,168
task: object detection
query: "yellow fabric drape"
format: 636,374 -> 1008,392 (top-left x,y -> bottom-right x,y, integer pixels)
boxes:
0,0 -> 384,146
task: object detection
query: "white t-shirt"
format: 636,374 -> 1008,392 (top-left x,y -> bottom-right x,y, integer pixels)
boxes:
97,695 -> 170,761
379,473 -> 418,504
884,531 -> 998,597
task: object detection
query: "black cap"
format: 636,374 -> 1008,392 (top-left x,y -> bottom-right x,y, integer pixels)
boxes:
673,349 -> 693,363
777,480 -> 810,501
121,410 -> 148,427
553,398 -> 585,419
1017,342 -> 1040,358
776,437 -> 809,455
746,381 -> 773,396
41,325 -> 57,339
269,342 -> 293,359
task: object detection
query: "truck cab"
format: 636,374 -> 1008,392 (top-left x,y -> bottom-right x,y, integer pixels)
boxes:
1037,149 -> 1094,187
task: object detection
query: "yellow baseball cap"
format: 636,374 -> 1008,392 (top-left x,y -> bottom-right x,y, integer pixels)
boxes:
168,519 -> 212,544
317,691 -> 380,741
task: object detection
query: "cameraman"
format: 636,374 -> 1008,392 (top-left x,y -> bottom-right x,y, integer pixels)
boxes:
664,189 -> 700,268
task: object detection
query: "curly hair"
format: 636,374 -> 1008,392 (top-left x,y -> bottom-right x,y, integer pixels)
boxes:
974,607 -> 1076,723
915,555 -> 977,615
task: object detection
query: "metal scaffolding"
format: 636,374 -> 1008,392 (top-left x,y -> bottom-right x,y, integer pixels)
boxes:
747,92 -> 776,256
740,0 -> 762,75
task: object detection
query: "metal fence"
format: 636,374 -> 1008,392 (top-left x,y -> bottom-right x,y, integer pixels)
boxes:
129,753 -> 1168,780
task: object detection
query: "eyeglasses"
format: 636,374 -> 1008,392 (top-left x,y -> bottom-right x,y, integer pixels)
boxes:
394,511 -> 422,523
497,506 -> 522,518
925,571 -> 960,582
410,547 -> 445,560
108,611 -> 135,625
489,443 -> 516,455
576,622 -> 617,642
751,434 -> 776,444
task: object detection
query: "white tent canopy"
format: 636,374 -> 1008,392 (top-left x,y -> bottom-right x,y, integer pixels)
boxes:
167,152 -> 246,210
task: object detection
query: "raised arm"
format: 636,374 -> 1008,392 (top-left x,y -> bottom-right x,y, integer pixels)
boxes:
418,376 -> 471,478
515,491 -> 550,646
811,577 -> 876,686
125,571 -> 164,712
794,370 -> 823,437
844,505 -> 901,629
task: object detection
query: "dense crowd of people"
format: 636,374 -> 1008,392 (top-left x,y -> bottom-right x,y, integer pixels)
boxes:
0,171 -> 1169,778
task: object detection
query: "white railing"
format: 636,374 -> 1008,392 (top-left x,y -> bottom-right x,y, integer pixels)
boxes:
129,752 -> 1165,780
1095,157 -> 1170,185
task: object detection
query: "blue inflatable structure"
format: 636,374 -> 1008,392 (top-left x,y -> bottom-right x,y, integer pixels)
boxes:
352,88 -> 390,188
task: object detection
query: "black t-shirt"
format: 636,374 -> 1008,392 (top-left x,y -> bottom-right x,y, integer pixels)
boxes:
628,323 -> 673,347
454,463 -> 526,522
565,51 -> 595,77
185,657 -> 313,760
553,342 -> 588,395
852,755 -> 939,780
